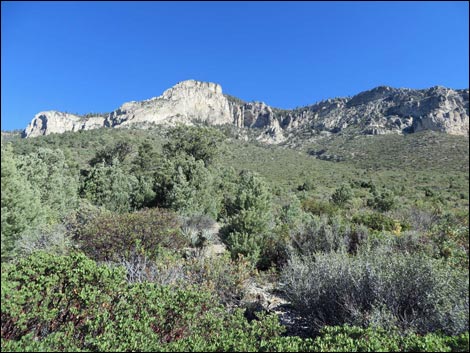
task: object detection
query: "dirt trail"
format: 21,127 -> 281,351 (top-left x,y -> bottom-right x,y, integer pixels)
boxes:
205,225 -> 311,337
243,277 -> 311,337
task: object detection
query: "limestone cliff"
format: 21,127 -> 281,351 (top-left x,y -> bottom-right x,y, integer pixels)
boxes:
22,80 -> 469,141
276,86 -> 469,138
22,111 -> 106,138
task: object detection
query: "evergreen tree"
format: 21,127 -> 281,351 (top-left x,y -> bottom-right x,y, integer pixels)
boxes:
163,125 -> 225,167
224,171 -> 274,267
89,141 -> 133,167
154,154 -> 220,217
16,148 -> 79,221
131,141 -> 159,176
227,170 -> 273,235
1,144 -> 42,261
331,184 -> 353,207
81,159 -> 139,213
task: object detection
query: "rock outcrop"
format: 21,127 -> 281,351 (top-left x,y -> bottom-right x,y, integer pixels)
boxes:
276,86 -> 469,138
110,80 -> 234,128
22,80 -> 469,141
23,80 -> 234,138
22,111 -> 106,138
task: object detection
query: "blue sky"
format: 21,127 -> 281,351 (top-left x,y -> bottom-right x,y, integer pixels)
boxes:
1,1 -> 469,131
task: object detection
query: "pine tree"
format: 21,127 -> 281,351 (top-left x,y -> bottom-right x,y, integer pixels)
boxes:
163,125 -> 225,167
154,154 -> 220,217
16,148 -> 79,221
81,159 -> 139,213
228,170 -> 273,235
224,171 -> 274,267
1,144 -> 42,261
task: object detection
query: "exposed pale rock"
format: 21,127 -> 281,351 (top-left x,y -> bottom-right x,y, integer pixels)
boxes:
22,111 -> 105,138
257,113 -> 286,144
23,80 -> 234,138
22,80 -> 469,141
277,86 -> 468,136
105,80 -> 234,128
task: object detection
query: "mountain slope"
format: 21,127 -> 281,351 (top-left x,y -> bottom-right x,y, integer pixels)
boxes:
22,80 -> 469,140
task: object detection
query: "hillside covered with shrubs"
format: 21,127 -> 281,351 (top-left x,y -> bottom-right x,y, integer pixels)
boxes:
1,124 -> 469,352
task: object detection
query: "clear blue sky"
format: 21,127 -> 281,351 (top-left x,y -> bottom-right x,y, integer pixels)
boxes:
2,1 -> 469,131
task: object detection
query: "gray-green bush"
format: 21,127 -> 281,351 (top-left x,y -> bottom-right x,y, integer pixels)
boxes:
13,223 -> 73,258
289,215 -> 369,255
282,250 -> 469,335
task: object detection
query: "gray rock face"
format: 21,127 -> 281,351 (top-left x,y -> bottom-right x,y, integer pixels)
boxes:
23,80 -> 234,138
112,80 -> 233,128
276,86 -> 469,137
22,81 -> 469,141
22,111 -> 106,138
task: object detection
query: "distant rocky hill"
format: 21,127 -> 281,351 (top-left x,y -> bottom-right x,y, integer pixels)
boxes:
22,80 -> 469,141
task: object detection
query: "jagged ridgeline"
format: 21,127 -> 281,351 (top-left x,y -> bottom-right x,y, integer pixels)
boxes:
22,80 -> 469,141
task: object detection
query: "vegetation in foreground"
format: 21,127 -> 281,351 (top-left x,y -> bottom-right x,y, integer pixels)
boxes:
1,125 -> 469,351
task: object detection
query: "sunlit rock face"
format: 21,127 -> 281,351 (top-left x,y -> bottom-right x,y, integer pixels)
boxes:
276,86 -> 469,137
23,81 -> 469,141
22,111 -> 105,138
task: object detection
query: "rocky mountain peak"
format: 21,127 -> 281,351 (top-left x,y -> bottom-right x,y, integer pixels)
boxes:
161,80 -> 223,100
346,86 -> 399,107
22,80 -> 469,141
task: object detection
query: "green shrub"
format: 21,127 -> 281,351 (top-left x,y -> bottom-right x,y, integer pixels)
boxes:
365,230 -> 434,257
302,198 -> 338,217
226,231 -> 263,268
311,325 -> 469,352
225,227 -> 289,271
279,194 -> 310,230
1,252 -> 125,350
352,212 -> 405,233
224,171 -> 273,228
368,188 -> 396,212
429,219 -> 469,268
331,184 -> 353,207
77,208 -> 186,262
1,252 -> 302,352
